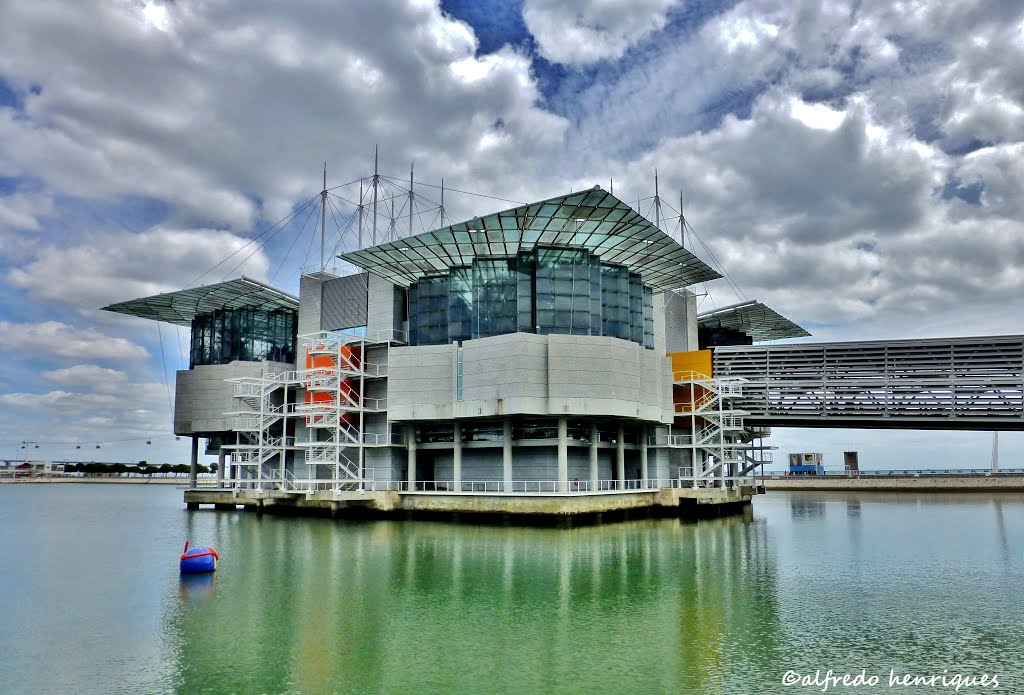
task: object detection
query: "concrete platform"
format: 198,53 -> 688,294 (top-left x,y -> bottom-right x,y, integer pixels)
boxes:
762,475 -> 1024,492
183,486 -> 757,524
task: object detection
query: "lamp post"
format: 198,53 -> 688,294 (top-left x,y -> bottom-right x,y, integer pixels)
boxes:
19,440 -> 39,478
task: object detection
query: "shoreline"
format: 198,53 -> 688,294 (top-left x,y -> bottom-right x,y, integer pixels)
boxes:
0,477 -> 217,485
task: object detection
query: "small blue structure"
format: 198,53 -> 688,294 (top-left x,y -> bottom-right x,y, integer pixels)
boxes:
788,452 -> 825,476
180,540 -> 218,573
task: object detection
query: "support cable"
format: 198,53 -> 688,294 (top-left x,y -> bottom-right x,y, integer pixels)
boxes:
155,322 -> 175,422
187,194 -> 319,288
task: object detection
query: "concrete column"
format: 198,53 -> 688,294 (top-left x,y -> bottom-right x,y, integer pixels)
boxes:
503,419 -> 513,492
189,436 -> 199,489
589,422 -> 599,491
640,425 -> 649,488
217,447 -> 226,489
557,417 -> 568,493
406,424 -> 416,491
616,423 -> 625,490
453,421 -> 462,492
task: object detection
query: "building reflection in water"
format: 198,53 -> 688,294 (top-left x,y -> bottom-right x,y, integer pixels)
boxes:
788,495 -> 827,519
161,511 -> 783,693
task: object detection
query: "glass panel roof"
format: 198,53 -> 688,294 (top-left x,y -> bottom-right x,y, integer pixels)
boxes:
340,187 -> 722,292
698,300 -> 810,341
102,277 -> 299,326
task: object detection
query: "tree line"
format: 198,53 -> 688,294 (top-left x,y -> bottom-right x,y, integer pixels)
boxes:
64,461 -> 218,477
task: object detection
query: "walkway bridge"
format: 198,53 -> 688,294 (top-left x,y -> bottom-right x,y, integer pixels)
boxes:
711,334 -> 1024,430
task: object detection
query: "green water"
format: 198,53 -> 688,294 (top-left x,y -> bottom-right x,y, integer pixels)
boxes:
1,485 -> 1022,694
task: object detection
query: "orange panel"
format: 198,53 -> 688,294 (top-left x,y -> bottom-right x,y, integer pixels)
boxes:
673,382 -> 711,411
668,350 -> 713,380
340,345 -> 361,368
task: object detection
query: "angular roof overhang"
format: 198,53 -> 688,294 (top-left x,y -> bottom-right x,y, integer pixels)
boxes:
698,300 -> 810,342
340,187 -> 722,292
101,276 -> 299,326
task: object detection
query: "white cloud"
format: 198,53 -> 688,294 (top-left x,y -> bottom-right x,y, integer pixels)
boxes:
523,0 -> 681,66
7,226 -> 271,311
0,320 -> 148,361
0,0 -> 567,231
0,191 -> 54,231
43,364 -> 128,387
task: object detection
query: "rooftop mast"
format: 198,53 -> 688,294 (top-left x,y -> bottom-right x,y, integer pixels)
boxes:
320,162 -> 327,271
372,146 -> 379,245
654,169 -> 661,231
679,190 -> 686,249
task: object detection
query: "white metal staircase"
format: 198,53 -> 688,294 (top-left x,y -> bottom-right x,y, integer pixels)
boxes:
223,370 -> 298,490
294,331 -> 372,490
672,371 -> 750,487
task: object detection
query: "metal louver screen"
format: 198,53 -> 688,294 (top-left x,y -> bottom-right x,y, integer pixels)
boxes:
298,272 -> 369,335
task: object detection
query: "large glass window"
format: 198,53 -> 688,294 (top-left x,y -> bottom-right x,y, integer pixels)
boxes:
474,259 -> 518,338
536,247 -> 591,336
600,264 -> 630,340
628,272 -> 644,345
405,246 -> 656,348
515,251 -> 534,332
409,274 -> 449,346
643,286 -> 654,349
190,308 -> 296,367
449,267 -> 472,343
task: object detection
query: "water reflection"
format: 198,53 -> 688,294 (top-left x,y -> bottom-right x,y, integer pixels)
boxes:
789,496 -> 826,519
178,572 -> 216,601
846,499 -> 861,518
6,486 -> 1021,694
157,493 -> 1024,694
160,514 -> 783,694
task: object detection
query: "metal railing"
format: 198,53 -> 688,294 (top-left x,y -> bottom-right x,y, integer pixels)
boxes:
761,467 -> 1024,477
648,434 -> 694,447
361,478 -> 760,493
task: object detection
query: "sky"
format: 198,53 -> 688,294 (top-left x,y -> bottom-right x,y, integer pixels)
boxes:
1,0 -> 1023,469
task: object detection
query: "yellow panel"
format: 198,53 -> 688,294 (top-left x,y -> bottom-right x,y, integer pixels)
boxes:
668,350 -> 713,380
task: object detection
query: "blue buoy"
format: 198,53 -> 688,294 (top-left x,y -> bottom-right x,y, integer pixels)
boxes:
180,540 -> 218,573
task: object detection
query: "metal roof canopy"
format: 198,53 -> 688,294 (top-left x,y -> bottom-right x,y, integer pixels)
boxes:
698,300 -> 810,341
340,187 -> 722,292
102,276 -> 299,326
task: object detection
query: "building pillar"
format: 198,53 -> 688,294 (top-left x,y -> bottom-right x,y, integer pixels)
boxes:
189,436 -> 199,489
589,422 -> 599,492
557,417 -> 568,493
616,423 -> 625,490
217,446 -> 226,489
503,419 -> 513,492
453,421 -> 462,492
640,425 -> 649,488
406,424 -> 416,491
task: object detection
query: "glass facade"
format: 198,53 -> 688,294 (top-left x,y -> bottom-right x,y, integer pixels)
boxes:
408,274 -> 449,346
535,247 -> 592,336
190,308 -> 297,367
407,246 -> 654,349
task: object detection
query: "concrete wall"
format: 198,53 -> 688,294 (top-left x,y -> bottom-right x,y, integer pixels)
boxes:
365,447 -> 403,483
461,333 -> 548,416
386,344 -> 456,420
366,274 -> 402,338
663,289 -> 698,353
388,333 -> 673,423
174,361 -> 293,436
427,447 -> 614,483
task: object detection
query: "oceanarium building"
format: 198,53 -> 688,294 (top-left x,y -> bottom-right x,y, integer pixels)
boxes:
105,187 -> 807,515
